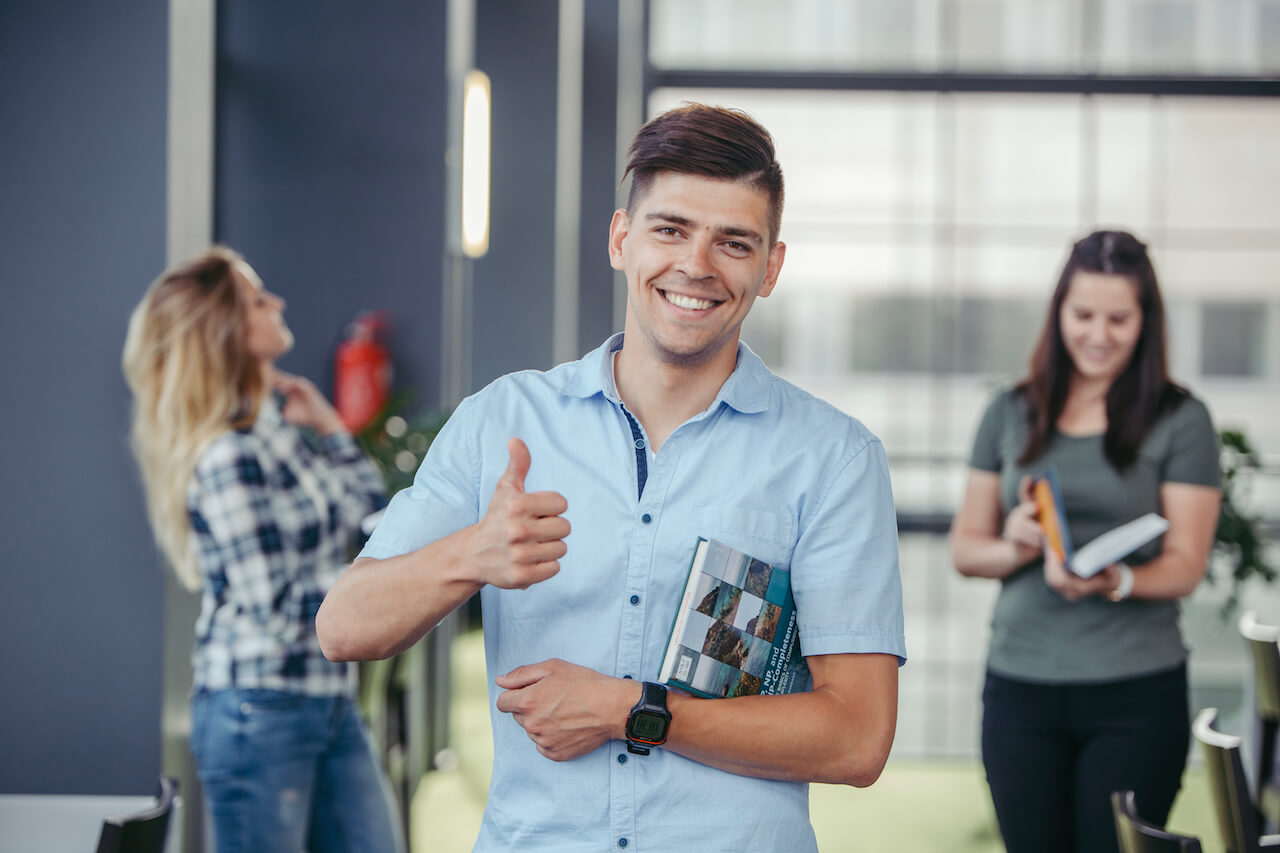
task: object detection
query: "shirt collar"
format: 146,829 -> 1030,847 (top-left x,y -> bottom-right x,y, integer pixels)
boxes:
550,333 -> 771,414
250,393 -> 284,431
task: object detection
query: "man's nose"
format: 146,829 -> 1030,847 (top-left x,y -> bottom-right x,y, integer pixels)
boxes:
677,235 -> 714,279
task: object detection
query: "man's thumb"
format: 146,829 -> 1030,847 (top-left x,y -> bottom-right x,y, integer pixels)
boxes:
501,437 -> 531,492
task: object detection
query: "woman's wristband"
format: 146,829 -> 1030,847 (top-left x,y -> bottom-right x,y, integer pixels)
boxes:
1107,565 -> 1135,602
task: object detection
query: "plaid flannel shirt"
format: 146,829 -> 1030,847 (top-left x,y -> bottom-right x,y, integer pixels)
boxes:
188,396 -> 387,697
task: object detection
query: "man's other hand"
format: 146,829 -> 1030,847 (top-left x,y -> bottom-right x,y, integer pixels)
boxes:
496,659 -> 641,761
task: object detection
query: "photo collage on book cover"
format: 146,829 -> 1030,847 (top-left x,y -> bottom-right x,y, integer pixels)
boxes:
673,540 -> 797,698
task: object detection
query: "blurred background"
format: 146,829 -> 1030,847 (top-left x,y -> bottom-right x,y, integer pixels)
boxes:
2,1 -> 1277,850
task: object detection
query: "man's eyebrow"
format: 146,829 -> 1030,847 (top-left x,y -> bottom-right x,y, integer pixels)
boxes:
718,225 -> 763,245
644,212 -> 763,246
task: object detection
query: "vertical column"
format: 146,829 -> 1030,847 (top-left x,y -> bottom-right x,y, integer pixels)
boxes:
442,0 -> 477,406
166,5 -> 217,848
614,0 -> 647,332
553,0 -> 584,365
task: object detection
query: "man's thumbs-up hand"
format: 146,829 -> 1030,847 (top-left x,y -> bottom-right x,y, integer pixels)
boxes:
469,438 -> 570,590
500,435 -> 532,494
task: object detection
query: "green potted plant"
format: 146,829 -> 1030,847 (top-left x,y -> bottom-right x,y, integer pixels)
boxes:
1211,429 -> 1276,616
355,393 -> 454,499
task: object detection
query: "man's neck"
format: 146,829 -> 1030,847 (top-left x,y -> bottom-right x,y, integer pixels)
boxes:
613,338 -> 738,454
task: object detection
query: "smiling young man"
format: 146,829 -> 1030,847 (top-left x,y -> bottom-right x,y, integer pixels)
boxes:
316,104 -> 905,852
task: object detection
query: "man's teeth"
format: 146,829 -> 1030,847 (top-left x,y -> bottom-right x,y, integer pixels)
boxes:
665,292 -> 714,310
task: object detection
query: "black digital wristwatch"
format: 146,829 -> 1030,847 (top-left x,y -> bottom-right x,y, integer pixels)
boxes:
625,681 -> 671,755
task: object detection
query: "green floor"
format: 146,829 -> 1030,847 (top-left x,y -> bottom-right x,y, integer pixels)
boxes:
410,630 -> 1222,852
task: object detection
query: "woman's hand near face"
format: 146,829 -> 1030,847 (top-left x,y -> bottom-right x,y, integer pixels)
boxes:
271,369 -> 346,436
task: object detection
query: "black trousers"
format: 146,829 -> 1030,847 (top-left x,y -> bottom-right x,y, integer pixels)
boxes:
981,663 -> 1190,853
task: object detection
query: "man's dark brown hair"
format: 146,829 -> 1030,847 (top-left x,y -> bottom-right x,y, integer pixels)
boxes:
623,103 -> 785,244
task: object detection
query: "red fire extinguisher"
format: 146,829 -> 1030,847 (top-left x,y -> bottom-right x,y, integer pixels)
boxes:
334,311 -> 392,433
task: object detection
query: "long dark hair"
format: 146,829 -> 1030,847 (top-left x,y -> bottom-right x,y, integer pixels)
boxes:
1017,229 -> 1186,471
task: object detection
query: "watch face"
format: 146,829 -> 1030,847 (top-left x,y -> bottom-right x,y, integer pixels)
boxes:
627,710 -> 668,743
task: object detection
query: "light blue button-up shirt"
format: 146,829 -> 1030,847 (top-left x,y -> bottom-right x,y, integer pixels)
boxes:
361,334 -> 906,852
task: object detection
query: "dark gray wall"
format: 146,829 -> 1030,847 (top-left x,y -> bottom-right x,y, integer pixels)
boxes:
470,0 -> 621,390
216,0 -> 448,409
470,0 -> 562,388
0,1 -> 169,794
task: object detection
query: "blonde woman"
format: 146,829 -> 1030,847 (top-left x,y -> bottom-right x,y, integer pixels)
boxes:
123,247 -> 402,853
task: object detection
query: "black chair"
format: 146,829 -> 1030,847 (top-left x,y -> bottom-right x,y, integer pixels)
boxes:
95,775 -> 177,853
1112,789 -> 1203,852
1240,611 -> 1280,828
1193,708 -> 1280,853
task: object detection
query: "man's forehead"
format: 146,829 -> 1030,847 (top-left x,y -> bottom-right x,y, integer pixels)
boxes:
634,172 -> 770,231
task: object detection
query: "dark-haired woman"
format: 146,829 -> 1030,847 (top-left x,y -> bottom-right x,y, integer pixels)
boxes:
950,230 -> 1222,853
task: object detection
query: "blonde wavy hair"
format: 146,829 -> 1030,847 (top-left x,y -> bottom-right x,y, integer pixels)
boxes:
122,247 -> 266,590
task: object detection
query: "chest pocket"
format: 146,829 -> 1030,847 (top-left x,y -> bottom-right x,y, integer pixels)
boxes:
691,505 -> 795,569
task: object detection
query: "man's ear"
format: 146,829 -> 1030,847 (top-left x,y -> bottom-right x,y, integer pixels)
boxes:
758,241 -> 786,298
608,209 -> 629,271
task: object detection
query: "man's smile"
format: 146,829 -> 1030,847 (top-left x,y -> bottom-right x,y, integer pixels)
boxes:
660,289 -> 719,311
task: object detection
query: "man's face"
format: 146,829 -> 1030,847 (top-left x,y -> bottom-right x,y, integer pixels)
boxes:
609,172 -> 785,370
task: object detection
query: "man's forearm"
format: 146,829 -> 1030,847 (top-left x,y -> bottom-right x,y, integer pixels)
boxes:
316,530 -> 483,661
496,652 -> 899,785
661,653 -> 899,786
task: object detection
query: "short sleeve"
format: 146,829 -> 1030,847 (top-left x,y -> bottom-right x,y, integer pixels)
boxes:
790,434 -> 906,665
968,391 -> 1012,473
1161,396 -> 1222,488
359,395 -> 483,560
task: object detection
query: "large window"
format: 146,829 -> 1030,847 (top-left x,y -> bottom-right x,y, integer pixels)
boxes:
651,0 -> 1280,74
648,0 -> 1280,759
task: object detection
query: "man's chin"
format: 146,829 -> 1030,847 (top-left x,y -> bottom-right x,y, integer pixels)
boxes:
651,335 -> 737,369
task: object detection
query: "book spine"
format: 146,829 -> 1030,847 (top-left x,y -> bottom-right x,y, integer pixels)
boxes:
759,588 -> 802,695
658,539 -> 709,683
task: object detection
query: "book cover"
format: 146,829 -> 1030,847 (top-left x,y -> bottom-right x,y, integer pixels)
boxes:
658,537 -> 811,699
1032,467 -> 1169,579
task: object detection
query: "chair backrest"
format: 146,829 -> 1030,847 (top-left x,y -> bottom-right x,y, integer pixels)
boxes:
1240,612 -> 1280,722
1195,707 -> 1262,853
1112,790 -> 1204,853
95,776 -> 176,853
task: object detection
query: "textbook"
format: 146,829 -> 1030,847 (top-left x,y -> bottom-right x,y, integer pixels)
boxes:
1032,468 -> 1169,579
658,537 -> 811,699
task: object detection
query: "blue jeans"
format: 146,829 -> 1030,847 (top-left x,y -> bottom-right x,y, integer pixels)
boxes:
981,663 -> 1190,853
190,689 -> 405,853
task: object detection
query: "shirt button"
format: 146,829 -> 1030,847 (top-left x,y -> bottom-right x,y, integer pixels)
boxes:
630,594 -> 640,606
617,753 -> 628,765
240,703 -> 252,715
618,840 -> 629,848
641,513 -> 652,524
634,438 -> 646,449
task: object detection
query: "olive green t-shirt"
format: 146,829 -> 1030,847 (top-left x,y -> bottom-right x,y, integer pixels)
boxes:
969,388 -> 1221,683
